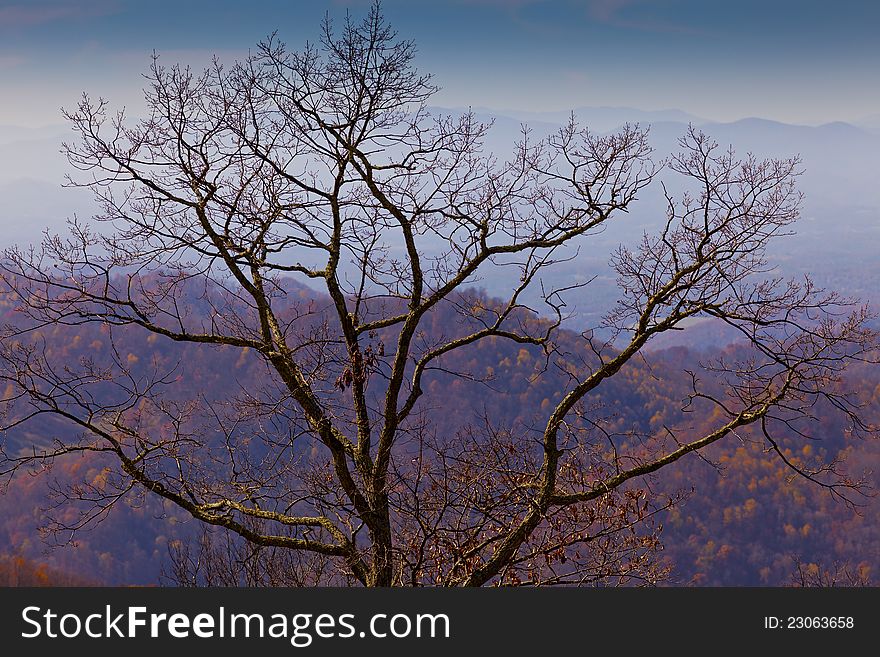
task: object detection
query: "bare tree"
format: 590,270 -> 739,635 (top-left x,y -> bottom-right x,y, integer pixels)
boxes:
0,2 -> 875,586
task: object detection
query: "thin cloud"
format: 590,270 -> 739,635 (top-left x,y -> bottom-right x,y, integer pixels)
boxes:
0,2 -> 117,29
0,5 -> 75,27
585,0 -> 704,34
455,0 -> 703,35
456,0 -> 545,6
586,0 -> 633,21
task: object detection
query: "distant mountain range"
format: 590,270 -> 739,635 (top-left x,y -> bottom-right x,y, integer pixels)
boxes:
445,105 -> 707,133
2,106 -> 878,336
855,113 -> 880,134
416,108 -> 880,331
426,108 -> 880,209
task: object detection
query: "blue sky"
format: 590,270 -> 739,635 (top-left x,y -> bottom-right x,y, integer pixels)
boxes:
0,0 -> 878,126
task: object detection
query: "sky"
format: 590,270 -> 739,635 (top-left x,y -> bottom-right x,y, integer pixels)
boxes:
0,0 -> 878,127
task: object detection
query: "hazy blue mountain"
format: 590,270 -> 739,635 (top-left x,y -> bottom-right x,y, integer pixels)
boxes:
855,113 -> 880,135
0,123 -> 69,145
0,135 -> 69,181
464,105 -> 707,133
0,123 -> 98,241
2,110 -> 878,338
452,110 -> 880,334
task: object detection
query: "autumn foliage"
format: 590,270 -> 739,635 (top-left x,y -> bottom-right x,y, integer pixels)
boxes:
0,280 -> 876,585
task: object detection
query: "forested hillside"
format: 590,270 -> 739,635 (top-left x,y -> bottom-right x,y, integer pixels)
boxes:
0,279 -> 877,585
